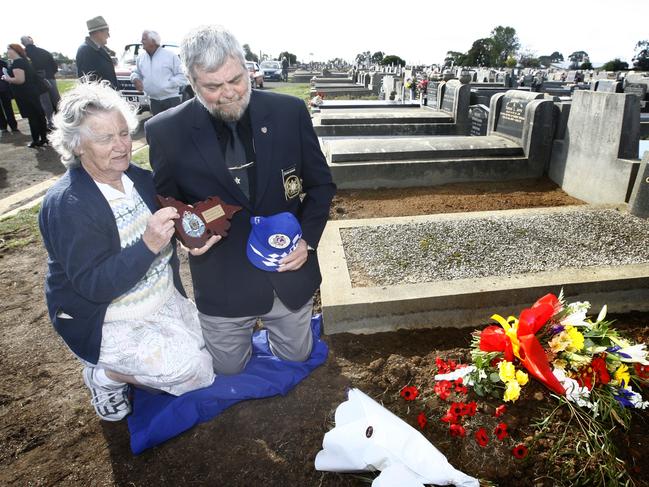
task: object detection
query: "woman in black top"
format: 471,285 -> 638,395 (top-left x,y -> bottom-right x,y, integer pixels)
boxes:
1,44 -> 48,147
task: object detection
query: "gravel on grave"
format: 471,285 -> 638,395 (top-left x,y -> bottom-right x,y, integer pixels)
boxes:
340,208 -> 649,287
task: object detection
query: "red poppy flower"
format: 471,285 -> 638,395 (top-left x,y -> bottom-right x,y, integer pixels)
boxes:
635,363 -> 649,380
449,423 -> 466,437
400,386 -> 419,401
512,444 -> 529,459
462,401 -> 477,416
434,380 -> 452,401
475,427 -> 489,447
417,411 -> 427,430
494,405 -> 507,417
450,402 -> 464,417
435,357 -> 451,374
494,422 -> 508,441
440,410 -> 459,424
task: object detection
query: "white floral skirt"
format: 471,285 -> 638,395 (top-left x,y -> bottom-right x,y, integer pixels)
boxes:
98,289 -> 215,396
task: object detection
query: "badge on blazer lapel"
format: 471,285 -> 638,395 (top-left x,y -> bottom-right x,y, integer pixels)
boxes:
282,166 -> 302,200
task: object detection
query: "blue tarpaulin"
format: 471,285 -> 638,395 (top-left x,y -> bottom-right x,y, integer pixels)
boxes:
127,315 -> 328,454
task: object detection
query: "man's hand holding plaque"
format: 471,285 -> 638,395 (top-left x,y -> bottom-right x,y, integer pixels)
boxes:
157,195 -> 242,251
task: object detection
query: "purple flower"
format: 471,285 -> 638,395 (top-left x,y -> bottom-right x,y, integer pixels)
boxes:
550,324 -> 565,335
613,387 -> 634,408
606,346 -> 632,359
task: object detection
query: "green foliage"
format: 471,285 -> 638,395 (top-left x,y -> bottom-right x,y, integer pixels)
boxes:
490,26 -> 520,66
633,40 -> 649,70
569,51 -> 589,69
600,58 -> 629,71
371,51 -> 384,63
0,205 -> 41,251
380,55 -> 406,67
242,44 -> 258,63
539,51 -> 564,67
277,51 -> 297,65
444,51 -> 466,67
465,38 -> 493,66
580,61 -> 593,70
51,51 -> 73,64
355,51 -> 371,65
519,56 -> 541,68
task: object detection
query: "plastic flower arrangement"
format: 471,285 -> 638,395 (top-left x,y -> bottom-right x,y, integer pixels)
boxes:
417,78 -> 429,93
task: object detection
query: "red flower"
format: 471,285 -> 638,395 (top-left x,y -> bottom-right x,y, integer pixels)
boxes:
494,405 -> 507,417
440,411 -> 459,424
494,422 -> 508,441
475,427 -> 489,447
591,356 -> 611,385
400,386 -> 419,401
454,378 -> 468,394
417,412 -> 427,430
435,357 -> 458,374
462,401 -> 477,416
479,325 -> 514,362
512,444 -> 529,459
434,380 -> 452,401
577,366 -> 594,390
635,363 -> 649,380
450,402 -> 464,417
449,424 -> 466,437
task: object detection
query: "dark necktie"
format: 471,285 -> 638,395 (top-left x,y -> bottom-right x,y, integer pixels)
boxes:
224,121 -> 252,199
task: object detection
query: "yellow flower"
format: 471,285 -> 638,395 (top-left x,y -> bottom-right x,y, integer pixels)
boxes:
565,326 -> 585,352
615,364 -> 631,386
552,359 -> 568,370
498,360 -> 516,383
516,370 -> 529,386
503,380 -> 521,402
549,332 -> 570,353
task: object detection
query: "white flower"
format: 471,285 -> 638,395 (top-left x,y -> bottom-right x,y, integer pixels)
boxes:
560,303 -> 590,328
434,365 -> 476,382
627,388 -> 649,409
595,304 -> 607,324
553,368 -> 595,410
611,344 -> 649,365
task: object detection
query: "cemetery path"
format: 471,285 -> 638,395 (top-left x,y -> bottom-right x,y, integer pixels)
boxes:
1,178 -> 647,486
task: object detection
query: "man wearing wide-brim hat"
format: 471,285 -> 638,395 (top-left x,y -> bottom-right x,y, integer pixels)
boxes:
75,16 -> 118,89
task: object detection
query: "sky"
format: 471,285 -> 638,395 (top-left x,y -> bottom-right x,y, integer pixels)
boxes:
4,0 -> 647,67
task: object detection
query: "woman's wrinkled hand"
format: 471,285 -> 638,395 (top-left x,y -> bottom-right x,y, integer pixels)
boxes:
142,207 -> 179,254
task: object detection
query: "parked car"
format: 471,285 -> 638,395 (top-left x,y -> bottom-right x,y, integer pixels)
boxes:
260,60 -> 283,81
115,43 -> 188,113
246,61 -> 264,89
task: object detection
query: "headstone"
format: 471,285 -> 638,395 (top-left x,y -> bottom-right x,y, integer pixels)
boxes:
625,82 -> 647,101
427,81 -> 443,109
593,80 -> 623,93
440,82 -> 458,113
469,104 -> 489,136
566,71 -> 576,83
494,91 -> 544,140
629,151 -> 649,218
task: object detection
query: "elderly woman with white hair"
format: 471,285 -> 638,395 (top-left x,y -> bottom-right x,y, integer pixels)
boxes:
39,80 -> 217,421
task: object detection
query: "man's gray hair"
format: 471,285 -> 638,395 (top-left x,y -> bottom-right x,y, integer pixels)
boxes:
180,25 -> 246,80
20,36 -> 33,46
143,30 -> 161,45
50,79 -> 138,168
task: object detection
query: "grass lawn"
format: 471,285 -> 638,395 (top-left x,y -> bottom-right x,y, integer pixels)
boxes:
264,83 -> 311,105
0,205 -> 40,251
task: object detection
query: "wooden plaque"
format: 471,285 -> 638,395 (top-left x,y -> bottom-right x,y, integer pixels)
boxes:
157,195 -> 242,248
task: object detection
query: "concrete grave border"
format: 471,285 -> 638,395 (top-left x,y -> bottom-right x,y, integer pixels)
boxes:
318,206 -> 649,335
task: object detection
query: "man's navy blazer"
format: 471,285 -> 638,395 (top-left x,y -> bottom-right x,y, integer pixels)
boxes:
145,90 -> 336,317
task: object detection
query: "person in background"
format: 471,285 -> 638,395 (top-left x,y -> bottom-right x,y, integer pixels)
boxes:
281,56 -> 289,82
75,16 -> 118,89
39,81 -> 215,421
0,58 -> 19,134
21,35 -> 60,129
1,44 -> 48,147
131,30 -> 187,115
146,25 -> 335,376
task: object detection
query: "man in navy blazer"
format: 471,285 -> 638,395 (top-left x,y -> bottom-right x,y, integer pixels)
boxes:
145,25 -> 336,375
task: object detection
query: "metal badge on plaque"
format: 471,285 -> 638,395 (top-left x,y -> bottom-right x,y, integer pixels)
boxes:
157,195 -> 242,248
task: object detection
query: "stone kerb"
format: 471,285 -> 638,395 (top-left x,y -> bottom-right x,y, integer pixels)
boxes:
549,91 -> 641,204
487,90 -> 556,175
318,209 -> 649,335
438,80 -> 470,135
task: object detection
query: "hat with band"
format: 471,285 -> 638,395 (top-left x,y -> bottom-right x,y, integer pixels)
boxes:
247,212 -> 302,272
87,16 -> 109,33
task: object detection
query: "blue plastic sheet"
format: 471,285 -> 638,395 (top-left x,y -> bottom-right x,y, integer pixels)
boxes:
127,314 -> 328,454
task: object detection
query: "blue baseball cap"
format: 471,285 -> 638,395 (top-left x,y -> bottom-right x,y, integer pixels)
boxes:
247,212 -> 302,271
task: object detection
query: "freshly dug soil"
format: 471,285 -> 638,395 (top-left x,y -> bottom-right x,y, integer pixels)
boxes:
1,178 -> 647,486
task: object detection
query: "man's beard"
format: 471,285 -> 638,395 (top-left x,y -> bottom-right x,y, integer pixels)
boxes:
195,86 -> 251,122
